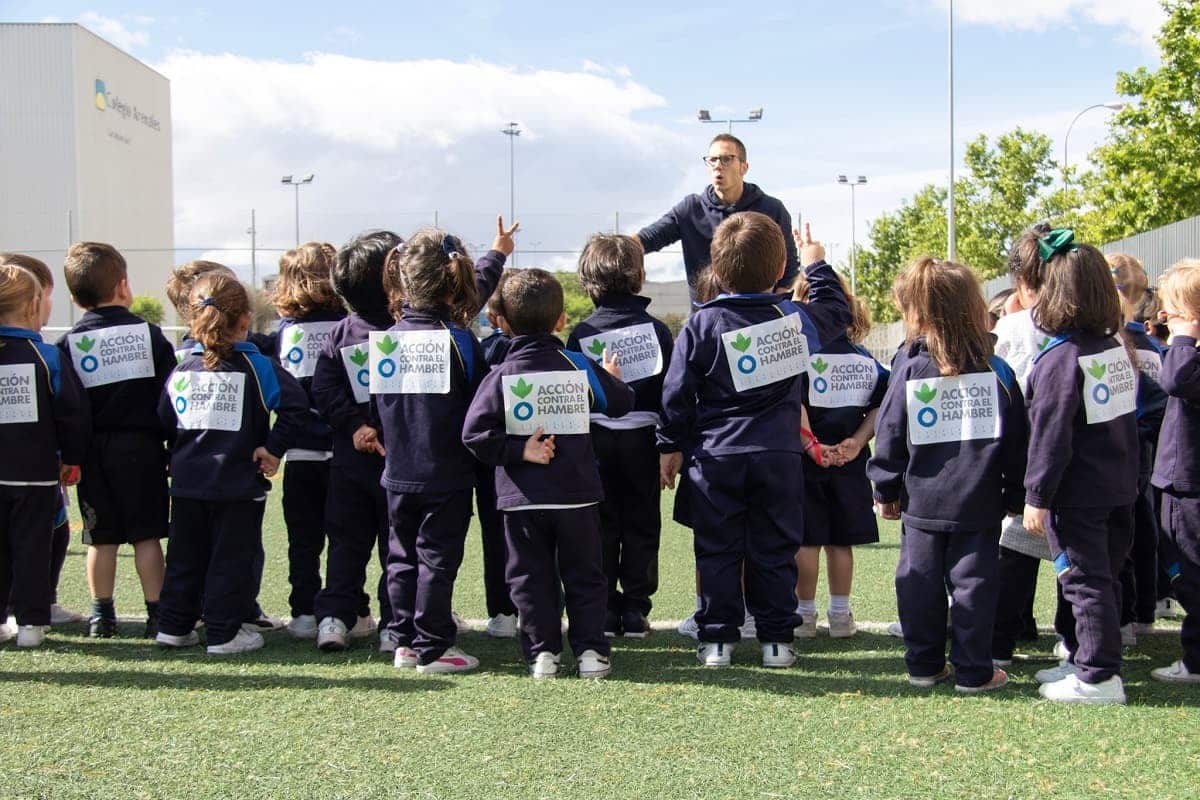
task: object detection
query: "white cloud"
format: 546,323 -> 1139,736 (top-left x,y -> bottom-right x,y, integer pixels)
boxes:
77,11 -> 151,52
937,0 -> 1165,50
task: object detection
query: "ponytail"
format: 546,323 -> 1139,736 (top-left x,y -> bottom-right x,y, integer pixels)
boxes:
190,272 -> 251,371
384,228 -> 478,325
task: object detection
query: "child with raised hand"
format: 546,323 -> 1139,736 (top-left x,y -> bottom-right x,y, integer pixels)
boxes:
868,258 -> 1025,693
369,224 -> 516,673
658,214 -> 848,669
0,263 -> 89,647
566,234 -> 674,639
1022,231 -> 1139,705
58,242 -> 175,639
792,276 -> 888,639
463,269 -> 634,679
155,273 -> 309,655
1148,259 -> 1200,684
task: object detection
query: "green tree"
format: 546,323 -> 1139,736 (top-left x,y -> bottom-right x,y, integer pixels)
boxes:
555,272 -> 594,339
1083,0 -> 1200,240
130,294 -> 165,325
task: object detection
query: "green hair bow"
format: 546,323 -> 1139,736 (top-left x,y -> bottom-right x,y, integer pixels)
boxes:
1037,228 -> 1079,261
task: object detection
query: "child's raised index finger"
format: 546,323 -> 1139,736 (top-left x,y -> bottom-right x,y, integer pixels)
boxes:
803,222 -> 813,244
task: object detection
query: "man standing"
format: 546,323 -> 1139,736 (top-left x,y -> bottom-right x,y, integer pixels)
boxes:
635,133 -> 798,298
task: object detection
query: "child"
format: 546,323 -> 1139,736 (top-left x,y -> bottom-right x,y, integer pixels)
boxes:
476,268 -> 519,638
155,273 -> 308,654
566,234 -> 674,638
1149,259 -> 1200,683
868,258 -> 1025,693
1022,231 -> 1139,704
463,268 -> 634,678
268,243 -> 346,639
658,214 -> 848,668
58,242 -> 175,638
0,264 -> 89,647
793,275 -> 887,638
368,225 -> 515,672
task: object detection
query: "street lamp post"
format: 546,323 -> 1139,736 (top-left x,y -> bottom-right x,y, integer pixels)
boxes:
501,122 -> 521,266
948,0 -> 956,262
1064,102 -> 1128,185
837,175 -> 868,295
698,107 -> 763,133
281,174 -> 314,247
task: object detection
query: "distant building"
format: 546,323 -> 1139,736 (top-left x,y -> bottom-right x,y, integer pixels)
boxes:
641,280 -> 691,319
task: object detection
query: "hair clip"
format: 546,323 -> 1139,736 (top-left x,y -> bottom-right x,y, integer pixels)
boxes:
1037,228 -> 1079,262
441,234 -> 460,260
196,297 -> 217,309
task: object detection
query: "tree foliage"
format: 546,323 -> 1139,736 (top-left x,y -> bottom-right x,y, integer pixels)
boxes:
130,295 -> 165,326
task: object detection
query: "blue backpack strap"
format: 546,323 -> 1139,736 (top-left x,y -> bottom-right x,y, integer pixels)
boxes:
560,350 -> 608,414
446,326 -> 477,385
988,355 -> 1017,402
240,348 -> 281,411
1032,333 -> 1074,365
32,340 -> 63,396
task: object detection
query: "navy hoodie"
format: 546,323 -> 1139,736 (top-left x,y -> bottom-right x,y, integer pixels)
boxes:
57,306 -> 175,436
1024,333 -> 1139,509
0,327 -> 90,483
657,260 -> 849,458
262,309 -> 346,453
637,183 -> 798,294
867,340 -> 1027,532
1152,336 -> 1200,494
480,330 -> 511,366
462,333 -> 635,508
806,335 -> 889,444
372,307 -> 487,494
566,293 -> 674,428
158,342 -> 310,501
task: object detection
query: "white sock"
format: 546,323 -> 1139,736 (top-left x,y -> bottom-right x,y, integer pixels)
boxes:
694,595 -> 702,612
796,599 -> 817,619
828,595 -> 851,615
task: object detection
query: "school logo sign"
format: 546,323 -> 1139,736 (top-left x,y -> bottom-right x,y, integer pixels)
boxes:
0,364 -> 38,424
502,370 -> 590,435
720,315 -> 809,392
1078,347 -> 1137,424
168,372 -> 245,432
280,321 -> 337,380
905,373 -> 1000,446
806,353 -> 878,408
66,323 -> 154,388
577,323 -> 663,383
339,344 -> 371,404
368,330 -> 451,394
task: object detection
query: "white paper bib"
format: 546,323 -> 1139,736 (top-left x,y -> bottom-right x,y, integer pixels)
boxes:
1134,349 -> 1162,384
502,370 -> 591,435
168,371 -> 245,432
1079,346 -> 1138,425
807,352 -> 878,408
280,321 -> 339,380
340,342 -> 371,404
0,364 -> 38,424
66,323 -> 154,388
368,330 -> 452,395
721,314 -> 810,392
577,323 -> 663,383
906,372 -> 1001,445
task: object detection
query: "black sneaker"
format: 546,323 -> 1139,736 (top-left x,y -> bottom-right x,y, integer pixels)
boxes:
88,615 -> 117,638
621,610 -> 650,639
144,614 -> 160,639
603,610 -> 622,638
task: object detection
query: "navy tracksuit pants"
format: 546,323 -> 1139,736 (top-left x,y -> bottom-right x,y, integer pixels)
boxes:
283,459 -> 328,618
1160,492 -> 1200,672
0,486 -> 57,627
593,425 -> 661,617
314,468 -> 390,629
475,464 -> 516,619
1120,477 -> 1160,626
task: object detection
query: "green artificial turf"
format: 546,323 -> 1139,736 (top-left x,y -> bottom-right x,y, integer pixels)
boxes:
2,468 -> 1197,799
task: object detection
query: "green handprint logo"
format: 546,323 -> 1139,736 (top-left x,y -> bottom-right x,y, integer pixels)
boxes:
731,333 -> 752,353
290,327 -> 305,346
587,339 -> 607,357
349,347 -> 368,367
914,383 -> 937,404
812,357 -> 829,374
173,375 -> 190,393
510,377 -> 534,399
76,335 -> 96,353
1087,360 -> 1108,380
376,336 -> 398,356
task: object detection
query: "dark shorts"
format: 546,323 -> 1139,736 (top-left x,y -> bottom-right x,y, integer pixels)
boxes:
78,431 -> 169,546
802,453 -> 879,547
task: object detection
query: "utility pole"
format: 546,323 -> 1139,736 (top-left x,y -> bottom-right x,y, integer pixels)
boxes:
247,209 -> 258,289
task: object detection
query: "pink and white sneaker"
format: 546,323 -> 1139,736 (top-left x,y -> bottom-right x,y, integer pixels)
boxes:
393,646 -> 418,669
416,646 -> 479,674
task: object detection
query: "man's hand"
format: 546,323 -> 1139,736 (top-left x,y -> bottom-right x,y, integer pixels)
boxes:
353,424 -> 386,457
1023,504 -> 1050,536
659,451 -> 682,489
523,427 -> 556,464
253,447 -> 281,478
793,222 -> 826,266
492,215 -> 521,256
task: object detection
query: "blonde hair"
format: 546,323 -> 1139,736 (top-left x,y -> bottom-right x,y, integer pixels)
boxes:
894,257 -> 993,376
191,273 -> 251,370
792,271 -> 872,344
383,228 -> 478,325
1160,259 -> 1200,320
273,242 -> 342,319
167,260 -> 237,321
0,264 -> 42,326
0,253 -> 52,290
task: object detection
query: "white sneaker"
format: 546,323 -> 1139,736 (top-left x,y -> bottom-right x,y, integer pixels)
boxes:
379,629 -> 400,654
286,614 -> 318,639
156,630 -> 200,648
531,651 -> 560,679
794,611 -> 818,639
348,615 -> 377,640
1133,621 -> 1156,635
739,612 -> 757,640
486,613 -> 518,638
677,613 -> 700,640
1036,661 -> 1078,684
1052,639 -> 1071,661
416,646 -> 479,674
451,611 -> 468,632
1120,623 -> 1137,647
697,642 -> 734,667
827,611 -> 857,638
317,617 -> 349,651
908,666 -> 951,688
993,657 -> 1013,667
1152,660 -> 1200,684
16,625 -> 47,648
393,645 -> 418,669
956,667 -> 1009,694
762,642 -> 796,668
207,627 -> 265,655
1038,673 -> 1126,705
577,649 -> 611,679
50,604 -> 84,625
887,621 -> 904,638
1156,598 -> 1183,619
0,620 -> 16,644
244,613 -> 284,633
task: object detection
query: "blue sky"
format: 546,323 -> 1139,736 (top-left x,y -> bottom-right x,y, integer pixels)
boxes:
4,0 -> 1164,280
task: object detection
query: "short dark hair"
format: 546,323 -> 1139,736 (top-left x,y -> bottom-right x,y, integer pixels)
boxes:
1033,244 -> 1122,337
709,133 -> 747,161
577,234 -> 643,302
63,241 -> 127,308
486,268 -> 518,320
501,268 -> 563,335
710,212 -> 784,293
333,230 -> 401,314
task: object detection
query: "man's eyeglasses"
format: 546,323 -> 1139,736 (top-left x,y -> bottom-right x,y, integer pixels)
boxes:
702,155 -> 741,167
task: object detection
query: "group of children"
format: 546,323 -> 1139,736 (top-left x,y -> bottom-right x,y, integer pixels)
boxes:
0,206 -> 1197,701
